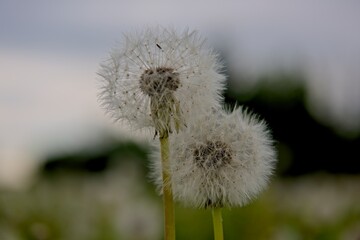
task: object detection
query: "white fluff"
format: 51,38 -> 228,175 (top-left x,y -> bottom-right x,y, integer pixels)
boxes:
98,26 -> 225,134
151,107 -> 277,208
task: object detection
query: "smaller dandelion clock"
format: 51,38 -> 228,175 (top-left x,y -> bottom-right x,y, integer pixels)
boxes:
151,107 -> 276,239
153,107 -> 276,208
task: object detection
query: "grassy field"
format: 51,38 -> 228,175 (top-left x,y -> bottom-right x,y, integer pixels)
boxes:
1,163 -> 359,240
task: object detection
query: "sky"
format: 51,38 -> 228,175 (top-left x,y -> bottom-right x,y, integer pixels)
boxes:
0,0 -> 359,188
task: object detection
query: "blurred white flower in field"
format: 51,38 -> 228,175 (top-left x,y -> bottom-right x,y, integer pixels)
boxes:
0,158 -> 163,240
151,107 -> 276,208
116,200 -> 162,240
98,27 -> 225,136
271,175 -> 360,226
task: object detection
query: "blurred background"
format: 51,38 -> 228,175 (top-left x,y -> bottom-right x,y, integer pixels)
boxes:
1,0 -> 359,239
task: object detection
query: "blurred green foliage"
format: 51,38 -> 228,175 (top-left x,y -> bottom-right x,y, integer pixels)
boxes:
1,173 -> 359,240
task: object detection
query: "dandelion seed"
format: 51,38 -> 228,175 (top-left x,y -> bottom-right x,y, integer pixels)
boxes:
98,27 -> 225,137
151,107 -> 277,208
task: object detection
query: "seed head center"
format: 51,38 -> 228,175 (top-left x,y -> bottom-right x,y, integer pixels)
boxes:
139,67 -> 180,97
193,141 -> 233,169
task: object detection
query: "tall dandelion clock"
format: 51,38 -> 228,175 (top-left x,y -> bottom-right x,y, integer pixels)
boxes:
98,26 -> 225,240
98,27 -> 225,137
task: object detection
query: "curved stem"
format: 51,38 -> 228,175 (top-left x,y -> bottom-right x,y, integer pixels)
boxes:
160,136 -> 176,240
212,208 -> 224,240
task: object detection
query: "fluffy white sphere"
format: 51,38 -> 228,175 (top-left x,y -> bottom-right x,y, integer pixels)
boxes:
98,27 -> 225,135
151,107 -> 277,208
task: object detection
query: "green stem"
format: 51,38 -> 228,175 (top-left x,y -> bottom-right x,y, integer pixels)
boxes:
160,136 -> 176,240
212,208 -> 224,240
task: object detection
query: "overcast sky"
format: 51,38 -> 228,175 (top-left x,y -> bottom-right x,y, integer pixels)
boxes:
1,0 -> 359,188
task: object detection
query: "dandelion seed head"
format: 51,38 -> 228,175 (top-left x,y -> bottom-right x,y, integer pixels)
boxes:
150,107 -> 277,208
98,26 -> 225,135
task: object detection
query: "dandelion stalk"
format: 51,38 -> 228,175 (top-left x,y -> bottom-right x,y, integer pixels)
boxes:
212,208 -> 224,240
160,134 -> 176,240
